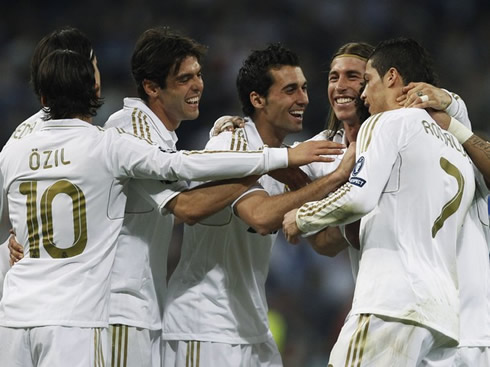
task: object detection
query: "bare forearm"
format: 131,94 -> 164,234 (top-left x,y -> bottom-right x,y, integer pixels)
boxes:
247,171 -> 348,234
307,227 -> 348,257
168,176 -> 258,224
464,134 -> 490,186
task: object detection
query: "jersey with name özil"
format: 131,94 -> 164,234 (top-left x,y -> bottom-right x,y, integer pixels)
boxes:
0,118 -> 289,327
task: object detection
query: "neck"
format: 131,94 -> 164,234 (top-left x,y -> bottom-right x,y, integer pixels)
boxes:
147,99 -> 180,132
73,115 -> 92,123
253,117 -> 286,147
342,119 -> 361,145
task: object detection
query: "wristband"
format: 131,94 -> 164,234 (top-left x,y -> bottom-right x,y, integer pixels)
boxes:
448,117 -> 473,144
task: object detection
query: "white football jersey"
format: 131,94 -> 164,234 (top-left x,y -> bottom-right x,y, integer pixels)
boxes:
0,118 -> 289,328
446,94 -> 490,346
162,118 -> 285,344
296,108 -> 475,343
0,109 -> 47,301
301,129 -> 361,281
104,98 -> 186,330
6,109 -> 46,146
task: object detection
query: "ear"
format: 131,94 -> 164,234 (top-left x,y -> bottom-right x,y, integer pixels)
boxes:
142,79 -> 160,99
384,67 -> 400,88
250,91 -> 265,109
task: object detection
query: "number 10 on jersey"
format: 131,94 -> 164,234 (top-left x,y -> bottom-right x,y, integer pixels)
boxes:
20,179 -> 88,259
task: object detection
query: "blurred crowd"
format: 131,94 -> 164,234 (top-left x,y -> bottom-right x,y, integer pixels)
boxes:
1,1 -> 489,365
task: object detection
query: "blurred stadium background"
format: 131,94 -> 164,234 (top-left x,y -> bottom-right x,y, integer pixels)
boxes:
1,1 -> 489,365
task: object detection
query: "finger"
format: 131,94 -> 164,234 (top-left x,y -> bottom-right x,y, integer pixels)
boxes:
396,94 -> 407,104
314,141 -> 346,149
315,157 -> 335,163
404,93 -> 421,108
401,83 -> 417,93
316,148 -> 344,156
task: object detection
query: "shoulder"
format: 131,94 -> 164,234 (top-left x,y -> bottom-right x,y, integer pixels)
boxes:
105,108 -> 133,130
306,129 -> 337,142
7,110 -> 46,144
205,128 -> 249,151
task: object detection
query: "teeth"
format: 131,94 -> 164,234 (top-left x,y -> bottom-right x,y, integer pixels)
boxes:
290,110 -> 304,118
336,97 -> 354,104
186,97 -> 199,104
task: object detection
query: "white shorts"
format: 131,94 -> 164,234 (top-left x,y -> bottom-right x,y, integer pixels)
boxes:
0,325 -> 108,367
109,324 -> 161,367
162,338 -> 282,367
328,314 -> 454,367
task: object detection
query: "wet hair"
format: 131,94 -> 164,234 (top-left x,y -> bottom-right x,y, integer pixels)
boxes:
325,42 -> 374,136
236,43 -> 301,117
31,27 -> 94,98
37,49 -> 103,120
131,26 -> 207,102
369,37 -> 438,86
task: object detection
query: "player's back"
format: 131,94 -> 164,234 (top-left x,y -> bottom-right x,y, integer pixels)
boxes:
352,108 -> 475,342
0,118 -> 128,328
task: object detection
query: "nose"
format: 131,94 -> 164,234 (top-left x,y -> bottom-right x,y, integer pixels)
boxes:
335,74 -> 348,92
192,75 -> 204,92
298,88 -> 309,106
360,86 -> 367,102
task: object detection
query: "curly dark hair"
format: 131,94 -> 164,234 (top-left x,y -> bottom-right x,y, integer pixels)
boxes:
369,37 -> 439,87
236,43 -> 300,117
131,26 -> 207,102
37,49 -> 103,120
31,27 -> 94,99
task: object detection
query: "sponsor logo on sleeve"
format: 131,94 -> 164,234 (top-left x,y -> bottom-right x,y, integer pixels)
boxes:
349,177 -> 366,187
350,156 -> 366,187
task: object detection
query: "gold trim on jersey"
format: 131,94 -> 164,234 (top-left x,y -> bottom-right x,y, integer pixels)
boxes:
186,341 -> 201,367
230,129 -> 248,151
94,328 -> 105,367
344,314 -> 370,367
115,126 -> 153,145
182,149 -> 265,156
297,183 -> 353,219
111,324 -> 128,367
358,113 -> 383,154
131,108 -> 153,142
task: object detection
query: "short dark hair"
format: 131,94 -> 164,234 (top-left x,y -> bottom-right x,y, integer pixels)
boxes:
236,43 -> 301,117
325,42 -> 374,135
131,26 -> 207,102
31,27 -> 94,98
37,49 -> 103,120
369,37 -> 438,86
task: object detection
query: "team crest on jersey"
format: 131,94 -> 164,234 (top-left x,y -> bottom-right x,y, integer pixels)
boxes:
350,156 -> 366,187
352,156 -> 365,176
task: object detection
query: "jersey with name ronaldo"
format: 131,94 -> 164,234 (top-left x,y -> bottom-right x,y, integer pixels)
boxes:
296,108 -> 475,343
